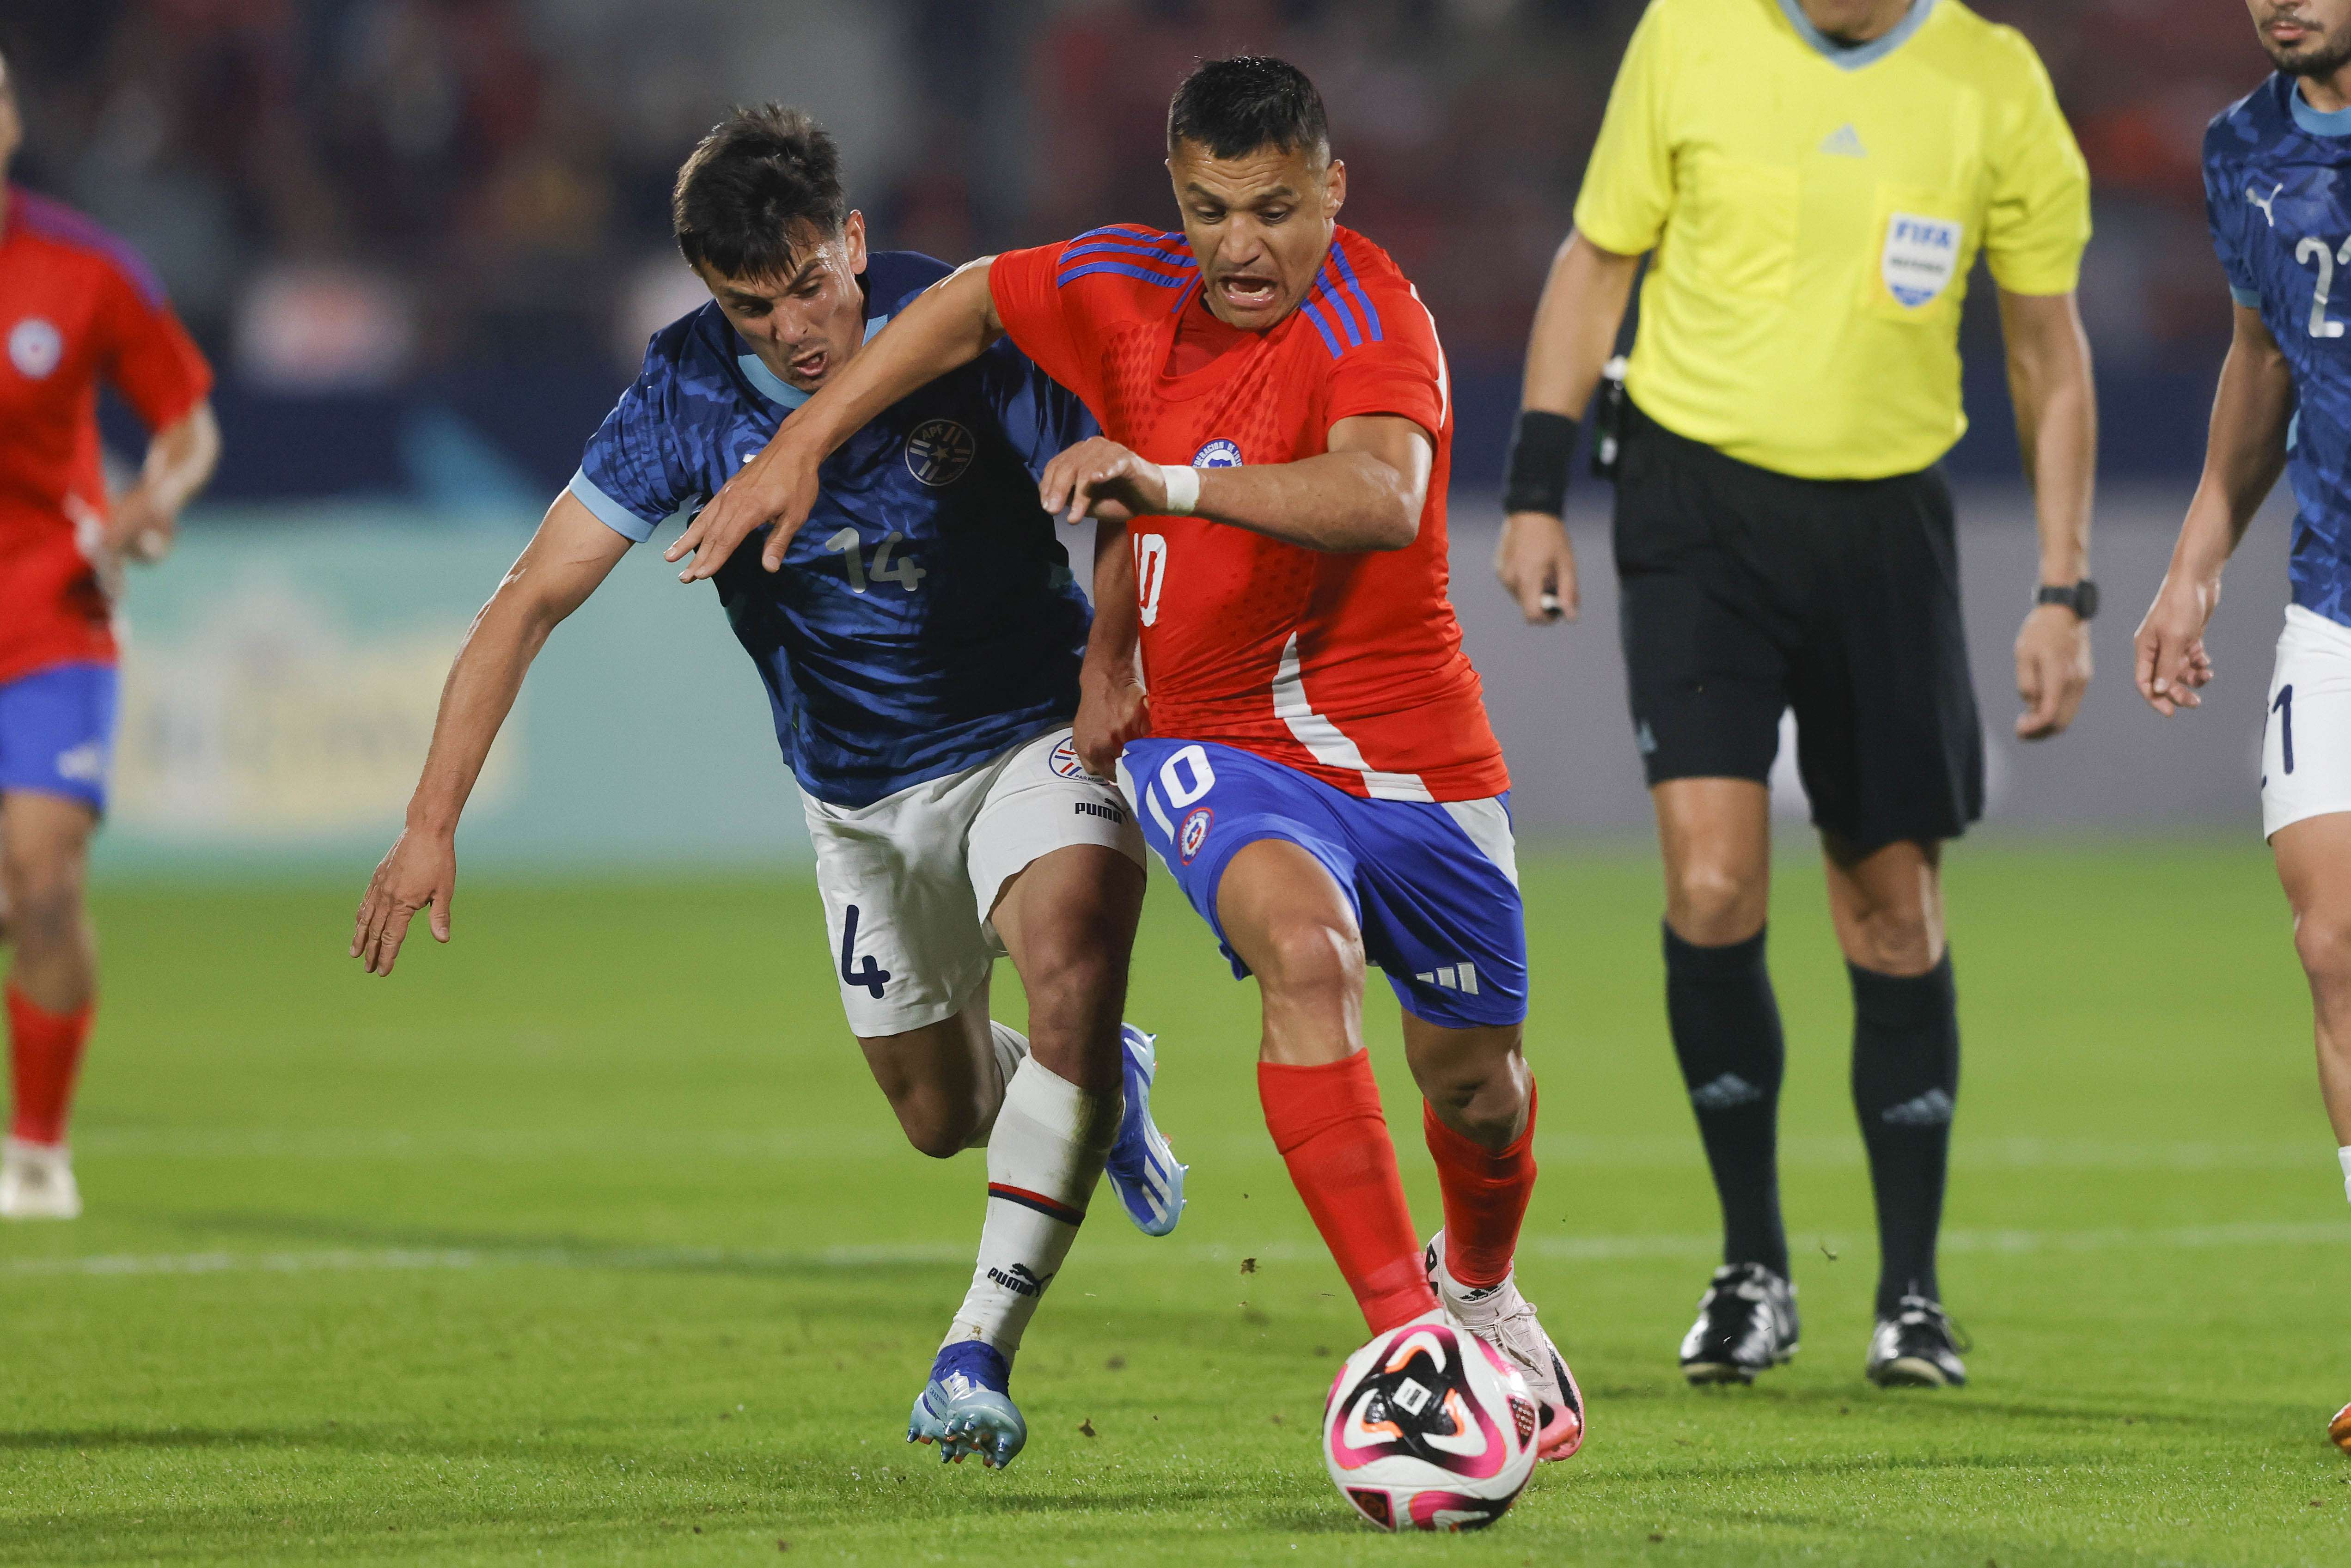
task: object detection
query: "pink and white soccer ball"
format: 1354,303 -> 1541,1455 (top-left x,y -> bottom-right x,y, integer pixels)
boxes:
1321,1314 -> 1540,1531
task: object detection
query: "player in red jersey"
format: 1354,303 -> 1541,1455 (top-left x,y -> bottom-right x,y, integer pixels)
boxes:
0,49 -> 219,1218
672,57 -> 1584,1462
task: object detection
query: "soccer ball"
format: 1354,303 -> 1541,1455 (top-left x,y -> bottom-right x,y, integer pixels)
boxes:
1321,1312 -> 1540,1531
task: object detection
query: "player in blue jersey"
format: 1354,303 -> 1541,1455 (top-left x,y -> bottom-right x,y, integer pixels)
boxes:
349,106 -> 1185,1469
2134,0 -> 2351,1455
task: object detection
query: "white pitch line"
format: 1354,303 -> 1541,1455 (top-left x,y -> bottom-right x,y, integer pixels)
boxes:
7,1220 -> 2344,1281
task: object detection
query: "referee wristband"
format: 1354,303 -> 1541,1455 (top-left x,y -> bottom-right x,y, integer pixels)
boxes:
1158,464 -> 1201,516
1502,409 -> 1578,517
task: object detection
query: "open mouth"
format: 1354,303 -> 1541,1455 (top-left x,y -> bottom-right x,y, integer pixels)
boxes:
789,349 -> 829,381
1215,274 -> 1281,312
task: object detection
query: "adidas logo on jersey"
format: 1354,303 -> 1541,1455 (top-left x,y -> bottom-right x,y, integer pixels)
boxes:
1820,123 -> 1868,159
1413,963 -> 1480,996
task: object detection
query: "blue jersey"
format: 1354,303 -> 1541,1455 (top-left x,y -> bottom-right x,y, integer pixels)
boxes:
570,251 -> 1097,807
2207,77 -> 2351,627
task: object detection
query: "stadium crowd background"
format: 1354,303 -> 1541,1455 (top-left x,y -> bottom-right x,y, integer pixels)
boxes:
0,0 -> 2299,861
0,0 -> 2267,502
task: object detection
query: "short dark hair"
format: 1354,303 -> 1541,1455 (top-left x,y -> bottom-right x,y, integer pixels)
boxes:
1166,56 -> 1330,163
672,104 -> 847,281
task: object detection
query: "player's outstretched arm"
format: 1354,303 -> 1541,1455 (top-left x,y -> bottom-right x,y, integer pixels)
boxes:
2000,289 -> 2099,741
1496,230 -> 1641,624
97,399 -> 220,566
666,259 -> 1006,582
353,492 -> 630,975
1039,416 -> 1433,554
2134,303 -> 2293,718
1075,521 -> 1149,779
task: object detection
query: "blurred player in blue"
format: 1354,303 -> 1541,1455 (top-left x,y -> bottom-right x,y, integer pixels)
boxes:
349,106 -> 1184,1469
2135,0 -> 2351,1456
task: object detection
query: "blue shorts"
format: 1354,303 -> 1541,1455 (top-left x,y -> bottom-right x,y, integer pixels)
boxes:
0,662 -> 120,814
1117,738 -> 1527,1030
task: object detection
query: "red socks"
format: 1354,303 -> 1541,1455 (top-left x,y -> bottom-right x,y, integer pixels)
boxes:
1259,1052 -> 1438,1333
1424,1081 -> 1539,1290
7,985 -> 93,1147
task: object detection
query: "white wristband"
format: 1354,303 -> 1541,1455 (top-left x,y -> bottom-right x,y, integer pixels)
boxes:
1158,463 -> 1201,517
2339,1146 -> 2350,1205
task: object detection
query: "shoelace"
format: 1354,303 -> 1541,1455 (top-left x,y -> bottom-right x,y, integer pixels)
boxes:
1486,1297 -> 1559,1380
1451,1281 -> 1541,1352
1893,1295 -> 1973,1354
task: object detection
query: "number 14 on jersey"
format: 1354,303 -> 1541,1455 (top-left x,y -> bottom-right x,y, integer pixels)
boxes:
826,528 -> 926,593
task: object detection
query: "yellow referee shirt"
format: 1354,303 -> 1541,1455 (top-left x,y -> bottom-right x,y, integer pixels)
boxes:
1573,0 -> 2090,481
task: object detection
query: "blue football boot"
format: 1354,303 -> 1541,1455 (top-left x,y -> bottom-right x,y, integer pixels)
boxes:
908,1342 -> 1027,1468
1102,1025 -> 1186,1236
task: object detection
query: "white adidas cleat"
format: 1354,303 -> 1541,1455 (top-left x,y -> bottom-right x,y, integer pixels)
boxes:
1424,1229 -> 1584,1460
0,1137 -> 81,1220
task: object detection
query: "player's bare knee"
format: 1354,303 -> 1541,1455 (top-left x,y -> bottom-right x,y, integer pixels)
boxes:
1411,1038 -> 1527,1146
0,850 -> 84,952
904,1123 -> 971,1161
892,1093 -> 978,1160
1428,1074 -> 1524,1147
1015,933 -> 1123,1027
1666,861 -> 1764,946
1845,906 -> 1939,976
1251,919 -> 1364,1006
2293,909 -> 2351,988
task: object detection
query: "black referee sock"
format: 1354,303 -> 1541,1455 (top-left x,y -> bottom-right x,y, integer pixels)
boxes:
1663,925 -> 1790,1279
1849,955 -> 1960,1319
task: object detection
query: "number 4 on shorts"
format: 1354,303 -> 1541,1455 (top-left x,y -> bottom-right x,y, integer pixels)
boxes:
839,904 -> 891,999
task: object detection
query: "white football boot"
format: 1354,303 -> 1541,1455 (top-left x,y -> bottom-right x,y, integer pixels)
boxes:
1423,1230 -> 1584,1460
0,1137 -> 81,1220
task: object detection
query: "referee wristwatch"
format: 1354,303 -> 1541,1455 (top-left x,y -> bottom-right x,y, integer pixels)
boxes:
2035,580 -> 2099,621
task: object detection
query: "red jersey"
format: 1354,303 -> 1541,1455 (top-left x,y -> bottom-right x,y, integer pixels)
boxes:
0,187 -> 213,686
990,225 -> 1507,803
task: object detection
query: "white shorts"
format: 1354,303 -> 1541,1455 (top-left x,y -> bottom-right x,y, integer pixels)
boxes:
801,728 -> 1147,1037
2263,605 -> 2351,839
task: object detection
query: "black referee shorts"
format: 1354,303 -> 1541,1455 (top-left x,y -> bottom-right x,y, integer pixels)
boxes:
1611,402 -> 1984,852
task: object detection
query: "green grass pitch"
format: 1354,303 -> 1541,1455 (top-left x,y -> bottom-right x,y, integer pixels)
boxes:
4,842 -> 2349,1565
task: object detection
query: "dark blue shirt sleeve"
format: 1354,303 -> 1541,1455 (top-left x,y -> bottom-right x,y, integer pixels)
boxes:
571,337 -> 698,543
983,344 -> 1100,482
2205,128 -> 2264,309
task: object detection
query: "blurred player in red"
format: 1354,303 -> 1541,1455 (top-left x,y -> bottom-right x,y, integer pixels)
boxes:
672,57 -> 1583,1462
0,49 -> 219,1218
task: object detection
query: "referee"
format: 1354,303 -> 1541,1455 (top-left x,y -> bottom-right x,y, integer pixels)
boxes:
1498,0 -> 2095,1388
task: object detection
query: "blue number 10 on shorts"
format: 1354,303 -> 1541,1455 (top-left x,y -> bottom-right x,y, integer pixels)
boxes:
1116,738 -> 1528,1030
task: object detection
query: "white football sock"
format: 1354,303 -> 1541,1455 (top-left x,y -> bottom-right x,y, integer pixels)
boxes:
960,1022 -> 1032,1150
2339,1146 -> 2350,1206
942,1059 -> 1119,1361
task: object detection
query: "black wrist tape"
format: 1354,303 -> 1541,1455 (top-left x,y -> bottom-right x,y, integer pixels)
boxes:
1502,409 -> 1579,517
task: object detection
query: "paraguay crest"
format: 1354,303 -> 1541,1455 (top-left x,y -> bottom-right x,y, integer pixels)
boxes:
1881,214 -> 1963,310
905,418 -> 977,486
1049,738 -> 1088,780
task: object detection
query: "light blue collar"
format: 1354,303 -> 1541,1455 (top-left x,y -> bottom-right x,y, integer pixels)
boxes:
2292,82 -> 2351,139
738,312 -> 891,409
1776,0 -> 1937,70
